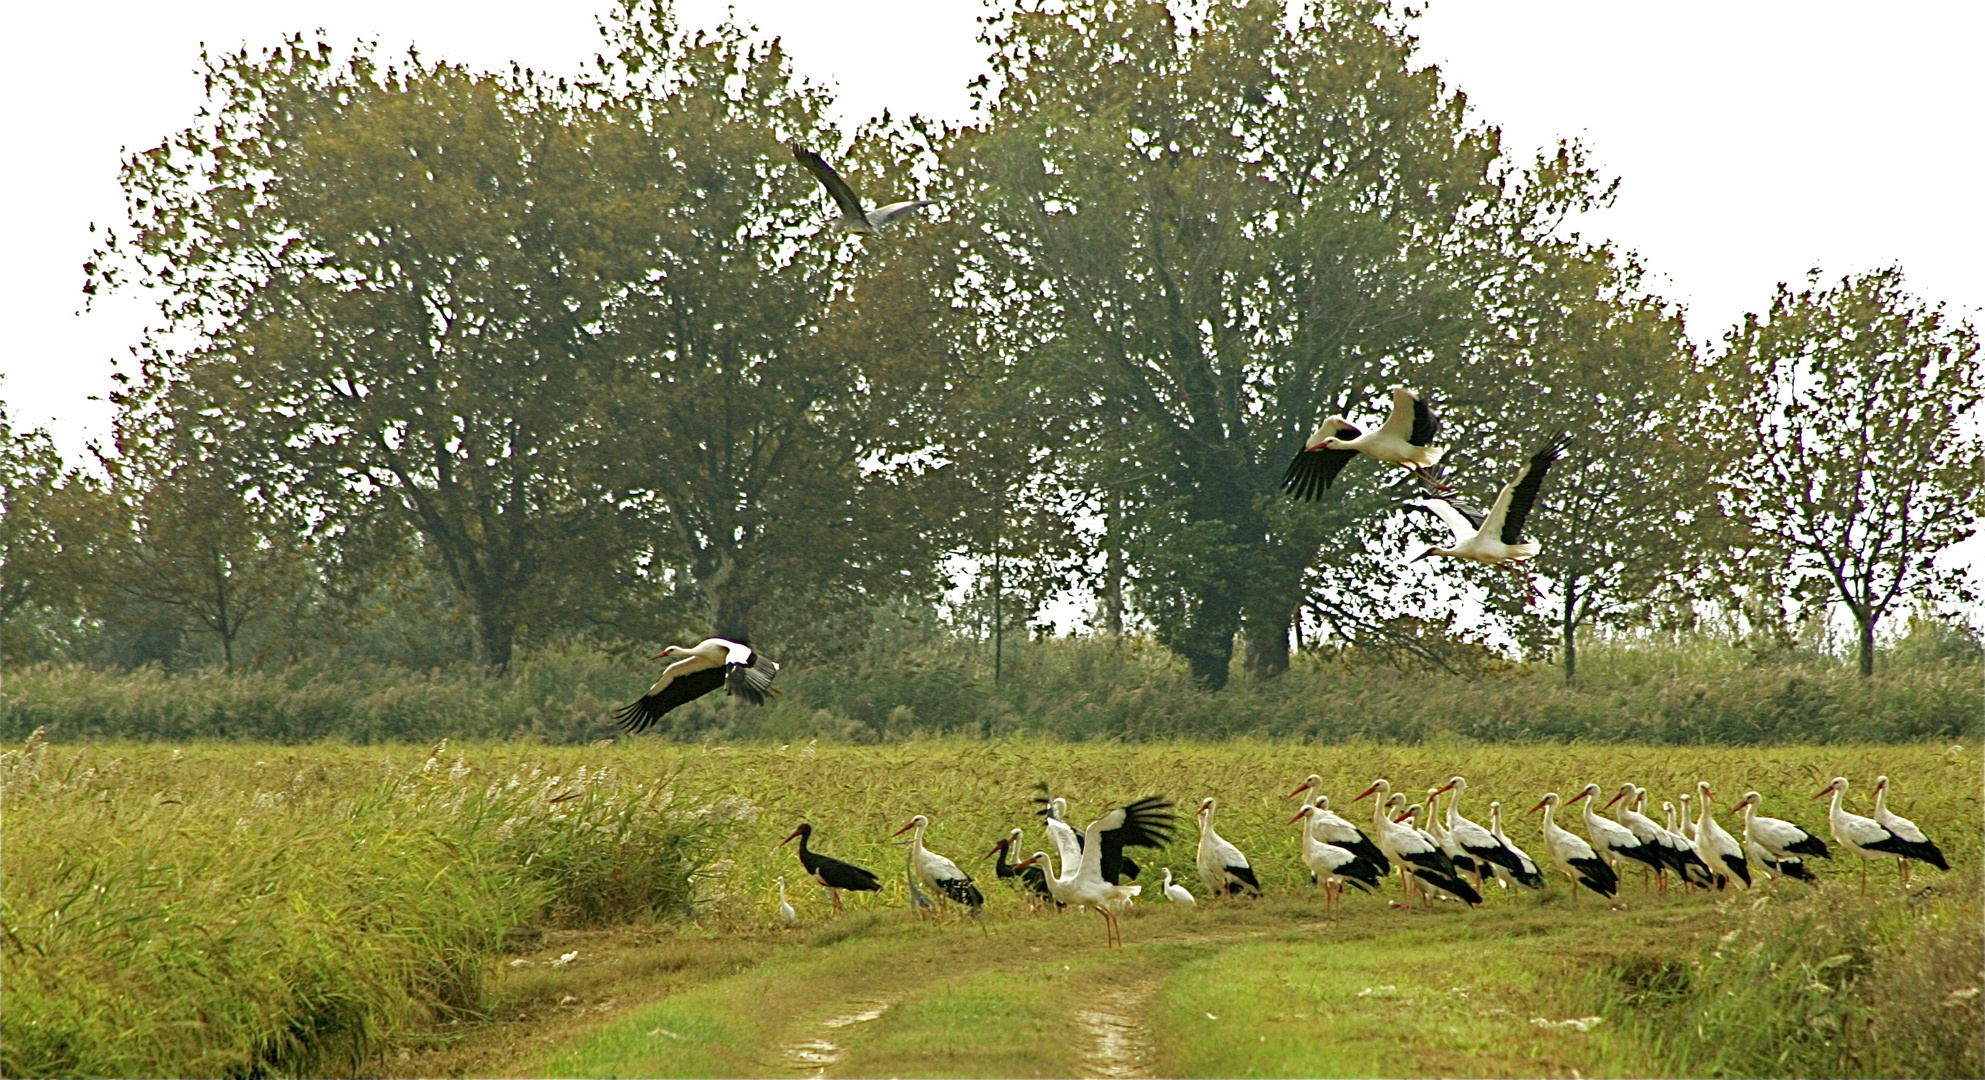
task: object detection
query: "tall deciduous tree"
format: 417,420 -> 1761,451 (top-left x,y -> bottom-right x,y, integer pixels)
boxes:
950,0 -> 1622,686
1716,268 -> 1982,677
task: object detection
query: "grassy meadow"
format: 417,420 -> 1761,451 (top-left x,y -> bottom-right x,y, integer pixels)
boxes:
3,734 -> 1979,1076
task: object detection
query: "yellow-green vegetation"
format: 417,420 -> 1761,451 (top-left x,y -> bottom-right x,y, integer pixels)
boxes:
5,634 -> 1980,746
3,735 -> 1977,1077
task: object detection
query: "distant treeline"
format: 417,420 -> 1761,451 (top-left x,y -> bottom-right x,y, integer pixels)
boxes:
5,635 -> 1978,747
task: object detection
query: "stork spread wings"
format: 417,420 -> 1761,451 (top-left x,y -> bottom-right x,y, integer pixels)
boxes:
1281,420 -> 1361,499
791,143 -> 868,222
1097,796 -> 1176,885
1496,432 -> 1569,546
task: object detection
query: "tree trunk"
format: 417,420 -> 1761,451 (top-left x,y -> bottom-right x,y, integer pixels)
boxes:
1562,587 -> 1578,685
1242,611 -> 1291,680
470,606 -> 515,669
1857,611 -> 1877,678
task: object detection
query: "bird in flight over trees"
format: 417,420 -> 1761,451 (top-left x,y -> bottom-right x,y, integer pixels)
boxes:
791,143 -> 934,234
1283,387 -> 1449,499
615,637 -> 778,733
1405,432 -> 1569,584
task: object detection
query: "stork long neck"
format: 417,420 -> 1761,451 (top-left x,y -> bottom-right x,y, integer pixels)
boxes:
1696,792 -> 1712,835
1539,799 -> 1557,834
1872,782 -> 1889,816
1447,784 -> 1463,829
1829,785 -> 1846,824
1369,786 -> 1391,830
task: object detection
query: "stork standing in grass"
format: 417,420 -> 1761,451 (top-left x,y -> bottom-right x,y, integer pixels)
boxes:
1291,801 -> 1384,911
989,828 -> 1055,905
1354,779 -> 1481,908
1397,805 -> 1483,907
1160,868 -> 1196,906
895,815 -> 984,915
1486,801 -> 1545,889
1814,777 -> 1946,889
1530,792 -> 1619,899
1870,775 -> 1949,886
1607,784 -> 1711,890
1565,783 -> 1667,885
781,822 -> 881,911
1433,777 -> 1529,889
1288,777 -> 1390,874
1013,797 -> 1175,946
1195,797 -> 1262,897
615,637 -> 778,733
1691,782 -> 1751,890
1282,387 -> 1448,498
790,143 -> 934,234
1737,791 -> 1828,884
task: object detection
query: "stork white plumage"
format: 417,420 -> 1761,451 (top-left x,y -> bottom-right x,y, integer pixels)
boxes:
1565,783 -> 1666,883
1813,777 -> 1946,890
790,143 -> 934,234
1486,801 -> 1544,889
1677,793 -> 1697,845
1423,786 -> 1482,884
1353,779 -> 1481,908
1282,387 -> 1448,499
1397,805 -> 1481,907
1194,797 -> 1262,897
1288,777 -> 1390,874
1405,433 -> 1569,594
1691,782 -> 1751,890
1161,867 -> 1196,906
1870,775 -> 1950,886
1290,802 -> 1383,912
616,637 -> 779,733
1433,776 -> 1530,888
1013,797 -> 1175,946
893,814 -> 984,914
777,876 -> 799,927
1737,790 -> 1828,884
1529,792 -> 1619,899
1614,784 -> 1713,890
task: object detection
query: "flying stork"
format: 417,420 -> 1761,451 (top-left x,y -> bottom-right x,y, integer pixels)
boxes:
1353,779 -> 1482,908
1405,433 -> 1570,596
791,143 -> 934,234
1282,387 -> 1448,499
781,822 -> 881,911
1013,796 -> 1175,946
1529,792 -> 1619,899
1195,797 -> 1263,897
1690,782 -> 1751,890
615,637 -> 778,733
1813,777 -> 1946,889
894,814 -> 984,914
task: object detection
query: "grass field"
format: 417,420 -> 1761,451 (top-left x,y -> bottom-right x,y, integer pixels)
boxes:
4,735 -> 1980,1077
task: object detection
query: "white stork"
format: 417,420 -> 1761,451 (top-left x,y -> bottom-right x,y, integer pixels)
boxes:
1433,776 -> 1527,888
1194,797 -> 1262,897
1160,867 -> 1196,906
1870,775 -> 1949,886
1282,387 -> 1448,499
1529,792 -> 1619,899
1814,777 -> 1946,889
1676,793 -> 1697,846
893,815 -> 984,914
791,143 -> 934,234
1423,786 -> 1482,883
1039,791 -> 1142,882
1565,783 -> 1667,883
1405,433 -> 1569,596
1690,782 -> 1751,890
1736,790 -> 1828,884
1353,779 -> 1481,908
777,876 -> 800,927
1397,805 -> 1482,907
1290,801 -> 1383,911
1486,801 -> 1545,889
1609,784 -> 1712,890
616,637 -> 778,733
1288,777 -> 1390,874
1013,796 -> 1175,946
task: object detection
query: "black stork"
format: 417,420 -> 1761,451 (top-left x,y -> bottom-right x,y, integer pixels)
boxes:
988,828 -> 1055,905
615,637 -> 778,734
781,822 -> 880,911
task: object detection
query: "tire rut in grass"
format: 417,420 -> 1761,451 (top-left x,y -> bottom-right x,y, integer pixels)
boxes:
1074,976 -> 1163,1079
783,996 -> 898,1077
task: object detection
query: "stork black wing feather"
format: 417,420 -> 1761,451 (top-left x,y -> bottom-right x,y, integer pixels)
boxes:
1098,796 -> 1175,885
1409,395 -> 1440,447
724,658 -> 778,705
1500,432 -> 1570,546
790,143 -> 868,220
1281,445 -> 1359,500
615,667 -> 727,733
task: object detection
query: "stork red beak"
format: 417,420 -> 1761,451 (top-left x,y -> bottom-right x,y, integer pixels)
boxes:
1288,809 -> 1309,825
1012,855 -> 1041,869
1564,789 -> 1591,806
1811,785 -> 1833,800
1432,781 -> 1457,797
1604,790 -> 1625,809
1288,782 -> 1312,798
1353,784 -> 1379,802
780,827 -> 803,846
892,820 -> 917,837
1702,787 -> 1715,801
1529,798 -> 1549,813
984,842 -> 1006,860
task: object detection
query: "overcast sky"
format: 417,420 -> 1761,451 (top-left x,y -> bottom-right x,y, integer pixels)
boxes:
5,0 -> 1980,465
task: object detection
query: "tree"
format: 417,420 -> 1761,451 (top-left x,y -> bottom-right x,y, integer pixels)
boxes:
1715,267 -> 1982,677
0,408 -> 99,661
950,0 -> 1623,686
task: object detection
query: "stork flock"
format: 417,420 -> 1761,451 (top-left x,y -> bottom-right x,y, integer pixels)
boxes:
766,771 -> 1946,945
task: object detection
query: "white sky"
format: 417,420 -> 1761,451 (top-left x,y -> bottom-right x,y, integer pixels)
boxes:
3,0 -> 1980,599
